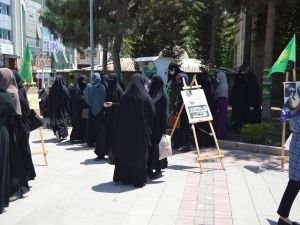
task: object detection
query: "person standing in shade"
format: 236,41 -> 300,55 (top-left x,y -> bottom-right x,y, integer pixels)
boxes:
168,62 -> 191,152
69,75 -> 88,143
148,75 -> 168,178
83,73 -> 106,160
0,86 -> 16,214
113,74 -> 155,187
215,71 -> 228,140
48,75 -> 70,141
0,68 -> 29,201
246,71 -> 261,124
12,71 -> 36,181
230,72 -> 248,132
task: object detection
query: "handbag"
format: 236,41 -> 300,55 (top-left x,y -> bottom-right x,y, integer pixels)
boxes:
159,135 -> 172,160
168,111 -> 180,129
28,109 -> 43,131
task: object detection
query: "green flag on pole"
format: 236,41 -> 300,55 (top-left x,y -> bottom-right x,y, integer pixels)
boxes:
19,43 -> 33,83
269,35 -> 296,76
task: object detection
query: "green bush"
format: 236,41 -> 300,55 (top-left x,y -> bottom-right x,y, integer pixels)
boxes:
240,123 -> 273,144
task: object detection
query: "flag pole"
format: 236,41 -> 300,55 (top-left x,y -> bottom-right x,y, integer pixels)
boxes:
293,34 -> 296,81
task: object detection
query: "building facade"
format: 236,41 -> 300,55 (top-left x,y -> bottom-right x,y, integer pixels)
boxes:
0,0 -> 76,82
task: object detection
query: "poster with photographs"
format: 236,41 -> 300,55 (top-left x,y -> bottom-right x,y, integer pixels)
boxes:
281,82 -> 300,120
181,89 -> 213,123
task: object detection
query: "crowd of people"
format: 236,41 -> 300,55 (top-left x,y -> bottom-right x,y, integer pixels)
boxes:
0,68 -> 36,214
0,62 -> 263,214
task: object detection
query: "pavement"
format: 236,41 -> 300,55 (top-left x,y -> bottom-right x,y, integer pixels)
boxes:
0,127 -> 299,225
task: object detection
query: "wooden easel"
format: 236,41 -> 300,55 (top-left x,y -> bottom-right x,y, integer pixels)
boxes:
26,84 -> 48,166
279,65 -> 297,171
170,75 -> 225,173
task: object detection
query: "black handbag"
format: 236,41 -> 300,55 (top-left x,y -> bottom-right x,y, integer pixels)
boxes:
28,109 -> 43,131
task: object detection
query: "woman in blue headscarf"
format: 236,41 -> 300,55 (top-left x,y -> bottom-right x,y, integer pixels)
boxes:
83,73 -> 106,160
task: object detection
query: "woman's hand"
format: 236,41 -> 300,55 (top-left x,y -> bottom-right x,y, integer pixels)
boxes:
104,102 -> 113,108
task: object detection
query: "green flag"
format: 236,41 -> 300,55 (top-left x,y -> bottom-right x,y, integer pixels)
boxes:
19,43 -> 33,83
269,35 -> 296,76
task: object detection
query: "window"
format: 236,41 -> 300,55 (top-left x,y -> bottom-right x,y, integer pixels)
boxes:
0,29 -> 11,40
0,3 -> 9,16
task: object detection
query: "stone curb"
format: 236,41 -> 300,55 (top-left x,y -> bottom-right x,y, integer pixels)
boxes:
218,140 -> 289,156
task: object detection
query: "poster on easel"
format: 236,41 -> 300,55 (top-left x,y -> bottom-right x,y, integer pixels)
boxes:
281,82 -> 300,120
181,89 -> 213,123
26,85 -> 48,166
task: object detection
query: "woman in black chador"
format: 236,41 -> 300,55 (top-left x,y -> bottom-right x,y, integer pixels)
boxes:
148,75 -> 168,178
196,72 -> 217,147
83,73 -> 106,159
69,75 -> 88,143
99,74 -> 124,158
113,74 -> 155,187
48,75 -> 70,140
246,71 -> 261,124
13,71 -> 36,181
0,68 -> 29,202
0,86 -> 16,214
230,72 -> 248,132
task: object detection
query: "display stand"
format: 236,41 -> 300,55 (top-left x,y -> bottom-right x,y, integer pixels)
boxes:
26,85 -> 48,166
280,67 -> 297,171
170,75 -> 225,173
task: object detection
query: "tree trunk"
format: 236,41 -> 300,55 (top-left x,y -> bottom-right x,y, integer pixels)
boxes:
262,0 -> 277,121
102,36 -> 108,73
112,0 -> 127,74
209,1 -> 219,69
112,32 -> 123,73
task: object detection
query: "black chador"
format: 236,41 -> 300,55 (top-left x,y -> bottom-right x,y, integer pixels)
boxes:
48,75 -> 70,140
69,75 -> 88,143
0,88 -> 15,213
148,75 -> 168,178
230,72 -> 248,132
196,73 -> 217,147
83,73 -> 106,153
95,74 -> 124,159
113,74 -> 155,187
13,71 -> 36,181
246,72 -> 261,124
0,68 -> 29,203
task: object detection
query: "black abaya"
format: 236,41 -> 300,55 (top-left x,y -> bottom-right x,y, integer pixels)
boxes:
0,90 -> 15,213
230,73 -> 249,132
13,71 -> 36,181
113,74 -> 155,187
48,75 -> 70,139
196,73 -> 217,148
246,72 -> 261,124
148,75 -> 168,174
95,74 -> 124,157
69,75 -> 88,142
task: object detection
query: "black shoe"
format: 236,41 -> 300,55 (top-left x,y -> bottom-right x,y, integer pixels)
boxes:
94,156 -> 105,161
278,218 -> 300,225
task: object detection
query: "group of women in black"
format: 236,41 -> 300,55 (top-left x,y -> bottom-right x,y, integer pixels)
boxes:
48,72 -> 168,188
0,68 -> 36,214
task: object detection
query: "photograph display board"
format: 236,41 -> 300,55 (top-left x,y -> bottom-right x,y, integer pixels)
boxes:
181,89 -> 213,123
281,82 -> 300,120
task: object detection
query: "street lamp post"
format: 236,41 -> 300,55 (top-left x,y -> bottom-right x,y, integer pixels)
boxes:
90,0 -> 94,81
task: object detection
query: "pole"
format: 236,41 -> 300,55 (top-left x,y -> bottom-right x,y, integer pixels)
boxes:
89,0 -> 94,81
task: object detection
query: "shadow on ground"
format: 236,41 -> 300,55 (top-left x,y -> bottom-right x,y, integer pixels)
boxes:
81,158 -> 107,165
32,138 -> 58,144
266,219 -> 277,225
92,181 -> 136,193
